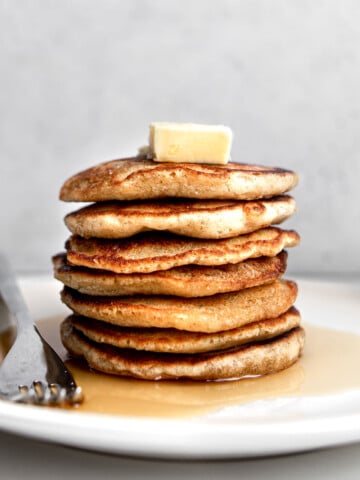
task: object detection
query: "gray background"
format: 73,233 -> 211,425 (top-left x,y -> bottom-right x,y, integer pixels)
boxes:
0,0 -> 359,275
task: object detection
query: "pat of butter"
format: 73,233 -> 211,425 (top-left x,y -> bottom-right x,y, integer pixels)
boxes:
149,122 -> 233,165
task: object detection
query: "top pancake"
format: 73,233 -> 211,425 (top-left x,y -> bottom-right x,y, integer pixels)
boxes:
59,157 -> 298,202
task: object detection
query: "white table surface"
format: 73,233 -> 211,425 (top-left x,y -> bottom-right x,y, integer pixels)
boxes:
0,429 -> 360,480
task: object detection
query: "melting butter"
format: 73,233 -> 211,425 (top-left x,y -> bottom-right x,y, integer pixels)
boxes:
148,122 -> 233,165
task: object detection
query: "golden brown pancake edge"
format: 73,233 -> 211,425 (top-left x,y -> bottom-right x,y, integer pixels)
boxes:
60,321 -> 305,381
59,157 -> 299,202
60,279 -> 298,333
64,306 -> 301,354
53,251 -> 288,297
63,196 -> 296,239
65,227 -> 300,274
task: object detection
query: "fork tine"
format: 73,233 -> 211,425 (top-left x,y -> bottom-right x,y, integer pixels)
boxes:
33,381 -> 46,402
67,386 -> 84,405
49,383 -> 61,403
18,385 -> 28,395
15,385 -> 30,403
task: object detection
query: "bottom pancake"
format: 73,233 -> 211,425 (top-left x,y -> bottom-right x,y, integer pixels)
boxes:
61,322 -> 305,381
65,307 -> 301,354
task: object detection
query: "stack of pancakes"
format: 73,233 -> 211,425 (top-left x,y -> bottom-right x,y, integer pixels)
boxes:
54,157 -> 304,381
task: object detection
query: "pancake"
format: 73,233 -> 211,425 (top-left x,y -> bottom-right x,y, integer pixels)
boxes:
53,251 -> 288,297
60,279 -> 298,333
59,157 -> 298,202
65,307 -> 301,354
65,227 -> 299,274
60,322 -> 305,380
64,196 -> 296,239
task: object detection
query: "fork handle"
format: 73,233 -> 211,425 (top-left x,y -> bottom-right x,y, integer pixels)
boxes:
0,253 -> 33,331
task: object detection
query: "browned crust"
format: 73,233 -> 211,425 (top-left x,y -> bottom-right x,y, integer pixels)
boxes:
60,322 -> 305,381
60,279 -> 298,333
65,306 -> 301,354
63,196 -> 296,239
53,251 -> 288,297
65,227 -> 300,274
59,157 -> 298,202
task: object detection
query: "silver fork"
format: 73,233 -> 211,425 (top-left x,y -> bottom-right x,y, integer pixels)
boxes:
0,253 -> 83,406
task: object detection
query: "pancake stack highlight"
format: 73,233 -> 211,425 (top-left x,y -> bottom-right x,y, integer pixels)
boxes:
54,157 -> 304,380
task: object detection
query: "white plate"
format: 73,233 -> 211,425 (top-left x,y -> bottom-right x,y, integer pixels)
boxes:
0,276 -> 359,459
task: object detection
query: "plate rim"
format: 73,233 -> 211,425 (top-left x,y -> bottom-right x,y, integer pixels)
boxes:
1,398 -> 360,458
